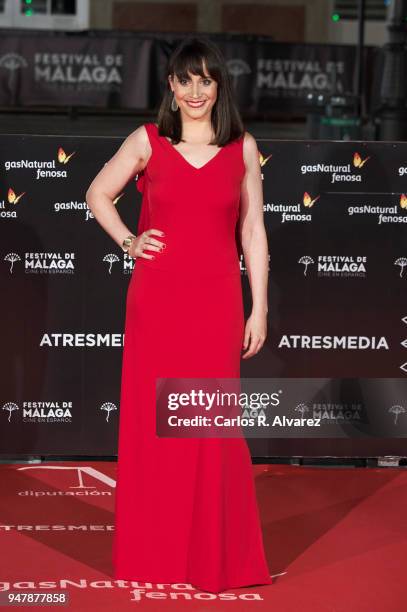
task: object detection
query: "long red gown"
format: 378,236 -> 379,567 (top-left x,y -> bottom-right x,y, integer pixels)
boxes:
112,122 -> 272,593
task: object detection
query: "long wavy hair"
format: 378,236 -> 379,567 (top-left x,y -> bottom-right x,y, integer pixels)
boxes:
156,36 -> 244,147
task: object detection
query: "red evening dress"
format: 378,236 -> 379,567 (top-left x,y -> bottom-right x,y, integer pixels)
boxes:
112,122 -> 272,593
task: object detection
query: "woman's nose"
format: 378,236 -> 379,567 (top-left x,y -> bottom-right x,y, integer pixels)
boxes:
190,83 -> 201,97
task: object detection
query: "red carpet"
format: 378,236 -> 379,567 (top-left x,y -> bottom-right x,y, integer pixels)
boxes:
0,461 -> 405,611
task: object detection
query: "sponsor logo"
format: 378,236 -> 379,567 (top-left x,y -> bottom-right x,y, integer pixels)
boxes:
389,404 -> 406,425
4,147 -> 75,179
394,257 -> 407,277
256,57 -> 345,98
54,192 -> 124,221
300,152 -> 369,183
259,150 -> 272,180
39,333 -> 124,347
226,58 -> 251,91
0,187 -> 27,219
103,251 -> 134,275
3,251 -> 75,274
0,53 -> 28,86
100,402 -> 117,422
295,401 -> 363,424
2,401 -> 73,423
2,401 -> 118,424
278,335 -> 389,350
347,194 -> 407,224
303,192 -> 320,207
34,52 -> 123,92
265,192 -> 320,223
16,465 -> 115,497
298,254 -> 367,278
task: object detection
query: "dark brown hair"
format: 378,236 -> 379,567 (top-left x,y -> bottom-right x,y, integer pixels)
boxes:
156,36 -> 244,146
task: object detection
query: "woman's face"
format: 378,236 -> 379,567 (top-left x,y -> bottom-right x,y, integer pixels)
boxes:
168,62 -> 218,121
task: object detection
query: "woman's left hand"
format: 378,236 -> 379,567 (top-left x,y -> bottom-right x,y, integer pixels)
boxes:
241,310 -> 268,359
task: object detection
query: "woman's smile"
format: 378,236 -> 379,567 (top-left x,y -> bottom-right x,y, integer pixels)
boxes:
185,99 -> 207,108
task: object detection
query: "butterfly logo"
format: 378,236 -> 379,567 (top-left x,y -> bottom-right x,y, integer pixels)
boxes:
259,151 -> 272,167
8,188 -> 25,205
58,147 -> 76,164
353,152 -> 370,168
303,192 -> 320,208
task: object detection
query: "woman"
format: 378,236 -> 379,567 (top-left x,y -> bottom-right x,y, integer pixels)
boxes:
86,36 -> 272,594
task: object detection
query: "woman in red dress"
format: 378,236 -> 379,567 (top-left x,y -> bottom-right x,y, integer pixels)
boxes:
86,36 -> 272,594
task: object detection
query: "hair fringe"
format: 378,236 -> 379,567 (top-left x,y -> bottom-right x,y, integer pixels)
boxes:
156,36 -> 245,147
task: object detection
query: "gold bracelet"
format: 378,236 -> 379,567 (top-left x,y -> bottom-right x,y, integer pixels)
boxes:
122,234 -> 136,253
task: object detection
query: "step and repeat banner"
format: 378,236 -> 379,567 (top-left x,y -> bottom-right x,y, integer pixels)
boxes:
0,30 -> 377,114
0,134 -> 406,458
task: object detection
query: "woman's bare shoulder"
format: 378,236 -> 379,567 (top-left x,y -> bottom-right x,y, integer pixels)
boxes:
242,130 -> 260,168
122,123 -> 149,141
243,130 -> 258,148
122,124 -> 151,162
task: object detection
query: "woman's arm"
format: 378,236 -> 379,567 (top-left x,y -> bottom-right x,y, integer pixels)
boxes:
239,131 -> 269,358
85,125 -> 159,252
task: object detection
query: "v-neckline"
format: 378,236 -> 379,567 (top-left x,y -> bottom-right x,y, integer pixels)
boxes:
153,123 -> 225,171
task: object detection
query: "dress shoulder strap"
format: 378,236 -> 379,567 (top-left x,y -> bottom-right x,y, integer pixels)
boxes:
135,122 -> 155,195
135,124 -> 155,235
143,122 -> 157,145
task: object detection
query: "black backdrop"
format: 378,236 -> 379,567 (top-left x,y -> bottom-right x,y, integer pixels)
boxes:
0,30 -> 377,114
0,134 -> 406,458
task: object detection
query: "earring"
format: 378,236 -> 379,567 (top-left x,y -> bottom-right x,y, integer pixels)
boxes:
171,93 -> 178,112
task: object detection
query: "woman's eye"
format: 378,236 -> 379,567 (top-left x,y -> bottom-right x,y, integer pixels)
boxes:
179,78 -> 212,85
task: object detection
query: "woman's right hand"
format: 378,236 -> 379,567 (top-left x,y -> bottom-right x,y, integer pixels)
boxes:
128,228 -> 166,259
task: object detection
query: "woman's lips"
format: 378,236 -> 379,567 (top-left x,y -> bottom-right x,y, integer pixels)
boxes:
186,100 -> 206,108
